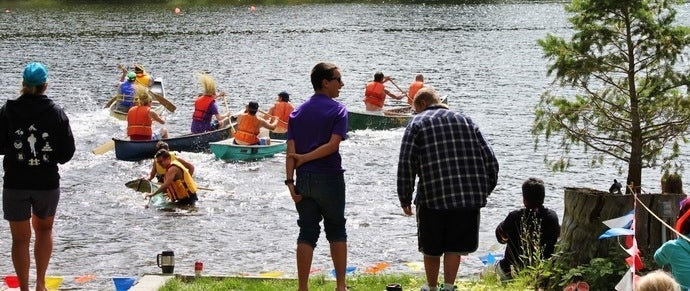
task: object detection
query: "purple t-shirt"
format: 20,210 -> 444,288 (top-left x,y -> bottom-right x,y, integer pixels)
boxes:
190,102 -> 220,134
287,94 -> 348,173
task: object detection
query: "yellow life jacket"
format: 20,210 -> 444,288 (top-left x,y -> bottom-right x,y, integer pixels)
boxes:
155,152 -> 178,178
165,160 -> 197,202
135,73 -> 152,87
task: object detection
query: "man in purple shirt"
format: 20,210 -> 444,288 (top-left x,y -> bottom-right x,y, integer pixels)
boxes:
285,62 -> 348,291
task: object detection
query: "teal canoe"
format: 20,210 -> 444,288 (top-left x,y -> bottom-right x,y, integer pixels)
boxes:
209,138 -> 287,161
124,178 -> 177,210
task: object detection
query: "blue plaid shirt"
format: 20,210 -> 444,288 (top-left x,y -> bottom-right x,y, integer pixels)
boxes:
397,105 -> 499,209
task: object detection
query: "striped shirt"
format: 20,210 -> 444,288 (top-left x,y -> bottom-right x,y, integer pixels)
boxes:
397,105 -> 499,209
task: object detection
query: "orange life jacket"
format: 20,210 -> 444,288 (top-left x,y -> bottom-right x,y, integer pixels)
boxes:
364,81 -> 386,108
408,81 -> 424,105
193,95 -> 215,121
234,114 -> 260,144
272,101 -> 294,130
127,106 -> 152,138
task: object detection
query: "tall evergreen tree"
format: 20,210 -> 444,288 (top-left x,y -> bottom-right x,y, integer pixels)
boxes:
534,0 -> 690,192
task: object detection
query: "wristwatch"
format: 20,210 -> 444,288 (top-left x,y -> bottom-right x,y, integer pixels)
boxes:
284,179 -> 294,185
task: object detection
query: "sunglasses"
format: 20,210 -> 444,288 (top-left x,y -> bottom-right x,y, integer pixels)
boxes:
327,77 -> 342,83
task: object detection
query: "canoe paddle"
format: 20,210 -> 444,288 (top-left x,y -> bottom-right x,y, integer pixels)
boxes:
258,109 -> 288,125
105,64 -> 128,108
388,78 -> 408,97
104,94 -> 122,109
145,191 -> 153,209
91,139 -> 115,155
149,89 -> 176,113
222,94 -> 237,135
153,181 -> 214,192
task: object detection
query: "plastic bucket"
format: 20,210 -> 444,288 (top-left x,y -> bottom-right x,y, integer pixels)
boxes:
3,275 -> 18,288
45,276 -> 63,290
112,277 -> 136,291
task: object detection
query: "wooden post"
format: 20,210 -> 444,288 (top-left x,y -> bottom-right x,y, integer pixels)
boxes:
558,187 -> 684,267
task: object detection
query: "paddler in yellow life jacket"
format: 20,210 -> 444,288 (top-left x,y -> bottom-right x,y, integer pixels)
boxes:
133,64 -> 153,87
234,101 -> 278,145
363,71 -> 404,114
147,141 -> 195,183
146,149 -> 198,206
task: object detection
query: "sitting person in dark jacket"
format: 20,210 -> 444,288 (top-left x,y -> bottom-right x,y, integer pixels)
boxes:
492,177 -> 560,280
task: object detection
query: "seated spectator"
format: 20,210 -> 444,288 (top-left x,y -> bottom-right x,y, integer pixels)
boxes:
654,199 -> 690,289
491,177 -> 560,280
636,270 -> 681,291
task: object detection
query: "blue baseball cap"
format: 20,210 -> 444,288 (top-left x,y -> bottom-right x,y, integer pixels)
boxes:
22,62 -> 48,86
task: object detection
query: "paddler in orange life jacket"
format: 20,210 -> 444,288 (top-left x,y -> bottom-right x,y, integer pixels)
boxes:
407,74 -> 425,106
126,85 -> 169,141
234,101 -> 278,145
147,141 -> 195,183
191,73 -> 231,134
363,71 -> 404,113
146,149 -> 198,206
267,91 -> 294,134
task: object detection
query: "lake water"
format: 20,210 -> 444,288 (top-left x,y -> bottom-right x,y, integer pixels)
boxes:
1,1 -> 689,289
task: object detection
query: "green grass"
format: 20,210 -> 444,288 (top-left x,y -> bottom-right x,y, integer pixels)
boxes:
158,273 -> 528,291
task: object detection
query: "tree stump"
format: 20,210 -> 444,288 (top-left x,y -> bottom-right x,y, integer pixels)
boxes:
558,187 -> 685,267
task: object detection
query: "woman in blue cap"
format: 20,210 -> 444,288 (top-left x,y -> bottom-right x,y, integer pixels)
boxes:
0,62 -> 75,291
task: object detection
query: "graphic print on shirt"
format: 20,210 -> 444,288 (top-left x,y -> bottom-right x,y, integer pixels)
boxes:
13,124 -> 51,166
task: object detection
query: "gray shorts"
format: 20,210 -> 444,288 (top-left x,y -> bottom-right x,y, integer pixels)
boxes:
3,188 -> 60,221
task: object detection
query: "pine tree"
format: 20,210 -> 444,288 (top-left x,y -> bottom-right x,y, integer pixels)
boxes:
534,0 -> 690,192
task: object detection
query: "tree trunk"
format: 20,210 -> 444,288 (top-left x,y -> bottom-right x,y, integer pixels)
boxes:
558,187 -> 684,267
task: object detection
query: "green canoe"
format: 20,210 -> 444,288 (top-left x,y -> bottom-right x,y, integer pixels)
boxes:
347,106 -> 413,131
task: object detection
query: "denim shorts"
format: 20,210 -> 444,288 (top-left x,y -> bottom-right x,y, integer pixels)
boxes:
3,188 -> 60,221
416,206 -> 480,256
294,171 -> 346,248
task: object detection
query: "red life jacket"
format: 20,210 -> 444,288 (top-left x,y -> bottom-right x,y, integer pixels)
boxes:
127,106 -> 152,138
193,95 -> 215,121
364,81 -> 386,108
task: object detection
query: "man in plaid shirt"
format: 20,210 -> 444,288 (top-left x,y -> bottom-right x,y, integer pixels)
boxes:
397,87 -> 499,291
